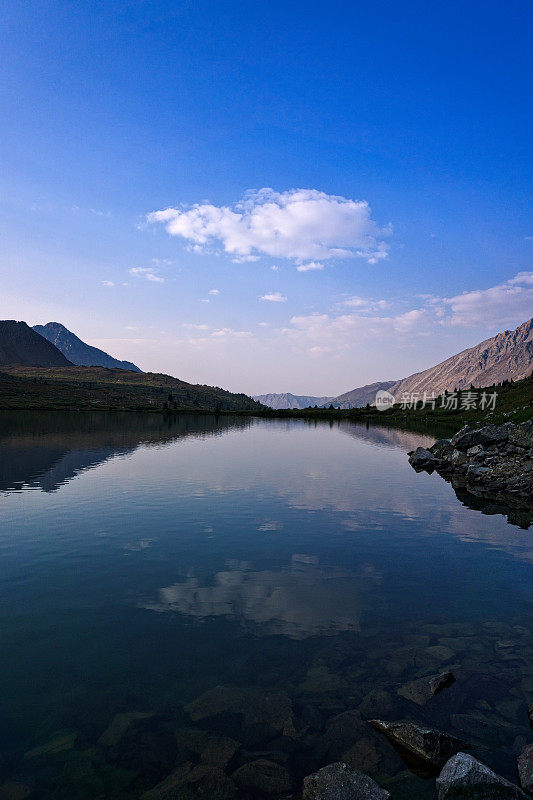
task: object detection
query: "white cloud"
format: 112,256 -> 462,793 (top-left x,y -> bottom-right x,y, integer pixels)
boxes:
147,188 -> 391,265
130,267 -> 165,283
260,292 -> 287,303
271,265 -> 280,271
296,261 -> 324,272
444,271 -> 533,326
208,288 -> 220,295
281,271 -> 533,358
343,295 -> 389,311
102,280 -> 115,287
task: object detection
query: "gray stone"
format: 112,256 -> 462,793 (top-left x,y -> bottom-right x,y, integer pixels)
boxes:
370,719 -> 464,768
436,752 -> 528,799
397,671 -> 456,706
518,743 -> 533,795
232,758 -> 293,795
409,447 -> 440,471
302,762 -> 391,800
184,685 -> 294,744
98,712 -> 154,747
454,425 -> 509,451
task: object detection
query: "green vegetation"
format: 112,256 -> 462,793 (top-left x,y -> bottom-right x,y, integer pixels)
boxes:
0,366 -> 262,412
251,373 -> 533,430
0,366 -> 531,433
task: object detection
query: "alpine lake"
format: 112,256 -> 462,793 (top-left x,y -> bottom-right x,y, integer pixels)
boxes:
0,411 -> 531,799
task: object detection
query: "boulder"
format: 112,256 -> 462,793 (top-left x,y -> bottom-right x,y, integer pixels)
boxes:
0,781 -> 33,800
370,719 -> 464,769
408,447 -> 440,471
518,743 -> 533,795
232,758 -> 293,795
98,712 -> 155,747
302,762 -> 391,800
436,752 -> 528,799
397,671 -> 456,706
453,424 -> 509,451
528,704 -> 533,730
184,686 -> 294,745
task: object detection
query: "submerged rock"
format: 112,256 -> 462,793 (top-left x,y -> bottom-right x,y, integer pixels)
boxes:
370,719 -> 464,769
518,743 -> 533,795
302,762 -> 391,800
23,731 -> 77,760
98,712 -> 155,747
0,780 -> 33,800
436,752 -> 528,799
232,758 -> 293,795
184,685 -> 294,745
397,671 -> 456,706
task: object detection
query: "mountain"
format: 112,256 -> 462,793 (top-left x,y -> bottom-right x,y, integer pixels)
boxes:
0,365 -> 264,412
388,317 -> 533,399
33,322 -> 142,372
0,321 -> 73,367
329,318 -> 533,408
324,381 -> 396,409
253,392 -> 334,409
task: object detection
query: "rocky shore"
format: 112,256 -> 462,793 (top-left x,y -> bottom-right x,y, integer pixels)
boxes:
408,421 -> 533,507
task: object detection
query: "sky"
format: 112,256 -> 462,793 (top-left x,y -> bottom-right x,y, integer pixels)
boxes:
1,0 -> 532,395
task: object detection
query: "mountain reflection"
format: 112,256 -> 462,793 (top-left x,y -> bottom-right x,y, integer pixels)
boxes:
0,411 -> 251,492
144,556 -> 382,639
0,411 -> 529,531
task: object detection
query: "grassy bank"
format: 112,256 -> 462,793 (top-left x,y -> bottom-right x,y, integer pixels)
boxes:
0,366 -> 531,436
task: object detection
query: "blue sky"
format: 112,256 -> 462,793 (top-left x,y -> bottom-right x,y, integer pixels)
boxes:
1,0 -> 532,394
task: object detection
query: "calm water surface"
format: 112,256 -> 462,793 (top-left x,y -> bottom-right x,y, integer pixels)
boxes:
0,412 -> 531,799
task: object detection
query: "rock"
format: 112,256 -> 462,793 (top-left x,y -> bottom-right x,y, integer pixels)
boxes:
184,686 -> 294,745
323,710 -> 366,759
232,758 -> 293,795
98,712 -> 155,747
454,424 -> 509,451
302,762 -> 391,800
409,447 -> 440,471
467,464 -> 491,481
451,449 -> 468,467
528,704 -> 533,729
23,731 -> 77,760
141,764 -> 193,800
104,715 -> 177,785
186,765 -> 237,798
436,752 -> 528,799
397,671 -> 456,706
425,645 -> 455,663
358,689 -> 397,719
0,781 -> 33,800
518,743 -> 533,795
370,719 -> 464,769
201,735 -> 240,768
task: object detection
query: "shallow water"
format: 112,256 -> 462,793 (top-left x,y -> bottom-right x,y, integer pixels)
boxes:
0,412 -> 531,799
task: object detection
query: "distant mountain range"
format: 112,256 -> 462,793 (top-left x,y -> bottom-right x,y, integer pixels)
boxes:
252,392 -> 334,410
0,321 -> 73,367
33,322 -> 142,372
258,318 -> 533,408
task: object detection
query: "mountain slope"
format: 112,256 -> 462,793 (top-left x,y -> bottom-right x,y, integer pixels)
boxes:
325,380 -> 396,409
33,322 -> 142,372
388,317 -> 533,399
0,365 -> 264,412
253,392 -> 334,409
328,318 -> 533,408
0,321 -> 73,367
